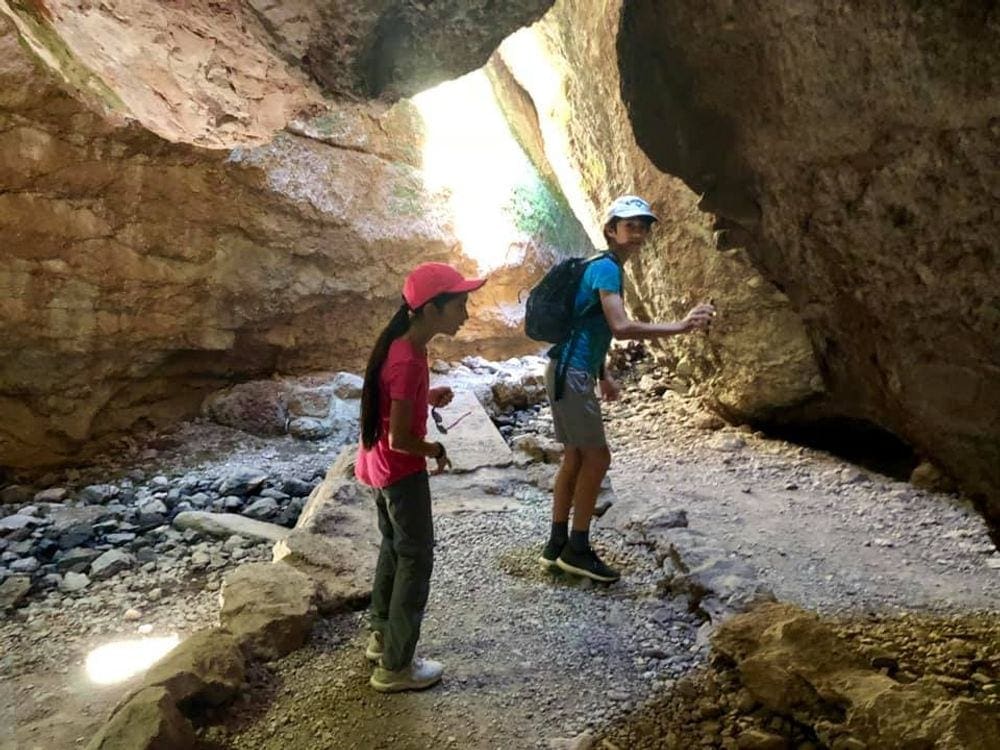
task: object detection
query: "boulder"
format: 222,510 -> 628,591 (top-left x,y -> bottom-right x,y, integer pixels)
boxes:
0,575 -> 31,610
219,563 -> 318,660
272,531 -> 374,614
60,571 -> 90,593
139,629 -> 244,707
242,498 -> 279,522
172,511 -> 289,544
714,603 -> 1000,749
89,549 -> 136,580
218,470 -> 269,498
85,686 -> 196,750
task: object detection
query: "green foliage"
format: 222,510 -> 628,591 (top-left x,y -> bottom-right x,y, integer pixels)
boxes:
505,173 -> 592,259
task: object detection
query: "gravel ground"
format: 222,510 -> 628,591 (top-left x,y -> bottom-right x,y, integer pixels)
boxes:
202,482 -> 705,750
3,355 -> 998,750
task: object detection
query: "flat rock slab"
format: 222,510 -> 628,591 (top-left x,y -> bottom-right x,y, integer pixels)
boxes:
172,511 -> 289,543
431,468 -> 529,515
425,389 -> 512,472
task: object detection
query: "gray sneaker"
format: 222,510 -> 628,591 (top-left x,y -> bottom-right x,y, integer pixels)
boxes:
370,657 -> 444,693
365,631 -> 383,663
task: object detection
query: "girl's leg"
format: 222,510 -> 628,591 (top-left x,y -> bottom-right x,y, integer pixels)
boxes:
369,488 -> 396,635
381,471 -> 434,671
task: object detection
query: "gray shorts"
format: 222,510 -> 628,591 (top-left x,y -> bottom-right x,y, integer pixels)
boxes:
545,359 -> 607,447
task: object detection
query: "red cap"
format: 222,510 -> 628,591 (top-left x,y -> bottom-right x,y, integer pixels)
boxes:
402,263 -> 486,310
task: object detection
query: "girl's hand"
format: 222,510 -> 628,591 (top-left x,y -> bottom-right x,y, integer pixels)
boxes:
431,442 -> 452,474
682,303 -> 716,332
428,386 -> 454,408
432,453 -> 452,475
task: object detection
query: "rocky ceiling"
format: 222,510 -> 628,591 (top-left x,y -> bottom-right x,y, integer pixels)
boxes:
0,0 -> 555,147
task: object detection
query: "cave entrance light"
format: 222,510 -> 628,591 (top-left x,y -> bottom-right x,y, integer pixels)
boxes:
413,70 -> 539,275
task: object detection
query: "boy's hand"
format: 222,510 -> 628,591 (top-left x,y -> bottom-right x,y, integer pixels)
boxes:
599,376 -> 621,402
428,386 -> 454,408
682,303 -> 716,332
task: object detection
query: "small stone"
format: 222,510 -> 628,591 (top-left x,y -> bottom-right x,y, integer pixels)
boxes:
60,571 -> 90,593
124,608 -> 141,621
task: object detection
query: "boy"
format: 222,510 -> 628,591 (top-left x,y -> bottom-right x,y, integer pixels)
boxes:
541,195 -> 715,582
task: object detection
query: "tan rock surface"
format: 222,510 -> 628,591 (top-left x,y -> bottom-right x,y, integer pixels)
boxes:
0,18 -> 559,469
85,686 -> 196,750
617,1 -> 1000,521
0,0 -> 556,147
714,603 -> 1000,749
218,562 -> 318,659
139,629 -> 245,708
494,3 -> 821,423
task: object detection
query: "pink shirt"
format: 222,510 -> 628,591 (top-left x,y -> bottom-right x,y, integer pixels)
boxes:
355,338 -> 429,488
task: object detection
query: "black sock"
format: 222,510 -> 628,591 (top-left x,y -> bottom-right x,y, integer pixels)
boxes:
550,521 -> 568,545
569,529 -> 590,553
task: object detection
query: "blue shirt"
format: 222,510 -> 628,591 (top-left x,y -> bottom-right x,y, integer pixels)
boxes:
549,255 -> 622,376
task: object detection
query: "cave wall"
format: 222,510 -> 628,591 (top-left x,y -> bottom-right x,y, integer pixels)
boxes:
0,17 -> 564,469
618,0 -> 1000,517
493,0 -> 823,419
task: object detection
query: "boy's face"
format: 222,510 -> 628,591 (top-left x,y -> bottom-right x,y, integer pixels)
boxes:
606,218 -> 652,251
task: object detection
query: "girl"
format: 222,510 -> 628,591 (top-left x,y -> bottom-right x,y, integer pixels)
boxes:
355,262 -> 485,693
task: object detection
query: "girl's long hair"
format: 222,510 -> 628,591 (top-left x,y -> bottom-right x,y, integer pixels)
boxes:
360,291 -> 464,449
361,301 -> 411,449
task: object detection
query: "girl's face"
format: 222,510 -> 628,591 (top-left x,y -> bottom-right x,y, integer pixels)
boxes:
432,294 -> 470,336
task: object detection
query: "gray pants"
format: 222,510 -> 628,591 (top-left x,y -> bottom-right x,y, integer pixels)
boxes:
370,470 -> 434,671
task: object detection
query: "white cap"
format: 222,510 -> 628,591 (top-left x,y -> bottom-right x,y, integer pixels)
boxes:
604,195 -> 659,224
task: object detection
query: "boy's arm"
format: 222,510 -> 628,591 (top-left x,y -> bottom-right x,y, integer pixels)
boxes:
599,290 -> 714,340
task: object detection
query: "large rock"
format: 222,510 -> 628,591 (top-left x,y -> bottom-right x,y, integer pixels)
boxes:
0,1 -> 555,146
714,603 -> 1000,749
139,629 -> 244,707
272,531 -> 374,614
219,562 -> 318,659
0,17 -> 566,470
172,511 -> 289,544
494,7 -> 821,422
85,686 -> 195,750
617,1 -> 1000,522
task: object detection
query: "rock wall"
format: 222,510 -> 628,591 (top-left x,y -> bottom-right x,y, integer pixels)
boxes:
0,0 -> 555,147
493,1 -> 822,421
0,18 -> 561,470
618,0 -> 1000,520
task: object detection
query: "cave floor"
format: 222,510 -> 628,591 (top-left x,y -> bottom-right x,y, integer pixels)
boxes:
4,380 -> 998,750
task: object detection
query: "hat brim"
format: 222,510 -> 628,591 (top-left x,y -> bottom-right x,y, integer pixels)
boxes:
609,208 -> 659,223
448,277 -> 487,295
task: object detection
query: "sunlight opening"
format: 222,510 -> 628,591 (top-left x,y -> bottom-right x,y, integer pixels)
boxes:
499,29 -> 604,248
412,70 -> 538,274
84,634 -> 180,685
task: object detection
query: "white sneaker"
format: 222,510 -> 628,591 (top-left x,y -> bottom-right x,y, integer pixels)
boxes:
370,657 -> 444,693
365,631 -> 383,663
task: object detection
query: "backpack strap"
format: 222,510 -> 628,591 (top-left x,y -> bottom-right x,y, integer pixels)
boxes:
553,252 -> 621,401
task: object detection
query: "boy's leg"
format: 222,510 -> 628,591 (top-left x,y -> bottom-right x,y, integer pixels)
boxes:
540,447 -> 581,566
380,471 -> 435,672
368,488 -> 395,656
569,444 -> 612,535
